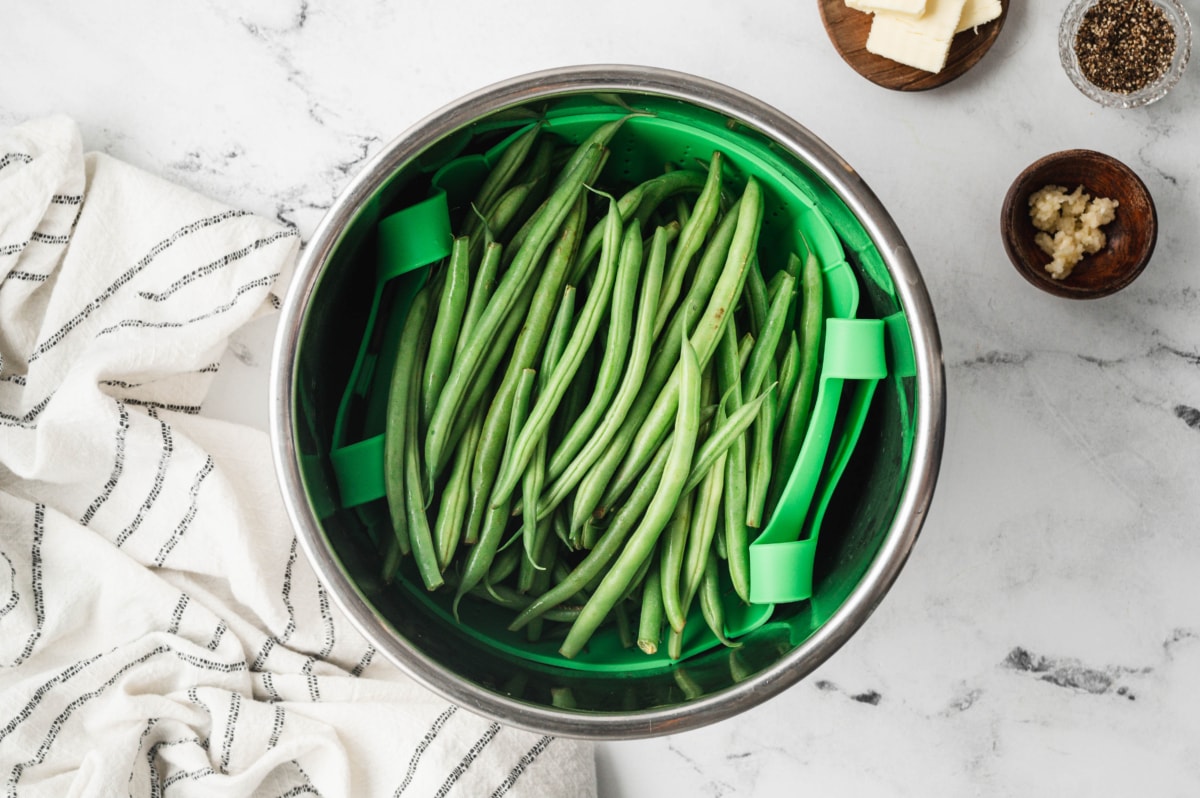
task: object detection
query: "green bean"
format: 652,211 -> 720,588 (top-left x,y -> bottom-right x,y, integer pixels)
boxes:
774,332 -> 801,439
513,138 -> 556,208
381,535 -> 403,584
542,286 -> 577,387
434,405 -> 481,570
458,581 -> 583,624
771,248 -> 823,511
422,236 -> 472,428
615,602 -> 634,650
658,491 -> 694,634
382,281 -> 434,565
454,240 -> 502,358
522,530 -> 557,639
640,197 -> 743,406
542,220 -> 641,481
498,368 -> 537,485
470,180 -> 533,264
653,151 -> 723,341
747,384 -> 778,529
518,515 -> 555,594
682,434 -> 725,619
667,625 -> 684,661
718,319 -> 745,410
738,332 -> 755,371
490,193 -> 623,505
554,116 -> 632,191
402,304 -> 443,593
766,268 -> 792,305
551,687 -> 578,709
779,252 -> 804,359
743,272 -> 794,527
568,169 -> 707,286
673,192 -> 692,231
472,124 -> 540,224
425,142 -> 604,483
724,415 -> 750,604
744,271 -> 794,398
460,275 -> 538,545
680,387 -> 770,498
558,332 -> 701,659
508,429 -> 676,632
699,551 -> 737,648
637,567 -> 665,655
454,368 -> 536,610
570,202 -> 741,531
549,343 -> 595,476
595,179 -> 763,520
501,141 -> 606,264
540,223 -> 668,520
486,544 -> 521,592
522,433 -> 547,565
743,254 -> 770,336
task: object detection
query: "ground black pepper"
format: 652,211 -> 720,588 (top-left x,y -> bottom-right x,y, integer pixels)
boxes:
1074,0 -> 1177,94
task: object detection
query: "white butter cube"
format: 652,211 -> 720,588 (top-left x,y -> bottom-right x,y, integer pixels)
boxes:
845,0 -> 927,16
956,0 -> 1002,32
866,0 -> 969,73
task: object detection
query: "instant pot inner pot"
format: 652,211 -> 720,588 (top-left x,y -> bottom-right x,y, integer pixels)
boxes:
290,89 -> 917,716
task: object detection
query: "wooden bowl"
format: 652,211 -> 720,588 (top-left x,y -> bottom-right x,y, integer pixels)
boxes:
1001,149 -> 1157,299
818,0 -> 1010,91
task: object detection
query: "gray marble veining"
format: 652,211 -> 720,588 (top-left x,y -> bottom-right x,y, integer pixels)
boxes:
3,1 -> 1198,794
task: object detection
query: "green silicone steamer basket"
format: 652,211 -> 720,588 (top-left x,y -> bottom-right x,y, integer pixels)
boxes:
271,65 -> 945,739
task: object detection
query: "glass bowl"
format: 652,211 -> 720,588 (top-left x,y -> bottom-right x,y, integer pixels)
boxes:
1059,0 -> 1192,108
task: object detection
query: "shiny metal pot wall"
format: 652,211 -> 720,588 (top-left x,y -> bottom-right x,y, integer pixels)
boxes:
269,64 -> 946,739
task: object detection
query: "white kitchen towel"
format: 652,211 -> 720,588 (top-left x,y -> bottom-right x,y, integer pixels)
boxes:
0,116 -> 595,798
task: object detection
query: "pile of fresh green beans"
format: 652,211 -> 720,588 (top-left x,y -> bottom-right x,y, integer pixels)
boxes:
382,118 -> 823,660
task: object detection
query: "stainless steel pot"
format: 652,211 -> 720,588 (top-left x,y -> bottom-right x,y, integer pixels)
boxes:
269,64 -> 945,739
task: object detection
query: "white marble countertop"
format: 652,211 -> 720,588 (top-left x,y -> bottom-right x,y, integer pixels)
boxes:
5,1 -> 1199,794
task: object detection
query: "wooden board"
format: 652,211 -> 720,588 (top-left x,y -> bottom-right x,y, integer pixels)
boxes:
818,0 -> 1009,91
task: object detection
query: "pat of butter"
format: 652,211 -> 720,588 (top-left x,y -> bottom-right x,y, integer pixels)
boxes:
955,0 -> 1001,32
866,0 -> 969,73
845,0 -> 926,16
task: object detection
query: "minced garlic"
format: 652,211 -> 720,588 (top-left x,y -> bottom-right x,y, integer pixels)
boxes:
1028,185 -> 1119,280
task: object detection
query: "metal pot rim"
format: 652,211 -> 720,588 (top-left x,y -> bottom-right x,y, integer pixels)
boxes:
269,64 -> 946,739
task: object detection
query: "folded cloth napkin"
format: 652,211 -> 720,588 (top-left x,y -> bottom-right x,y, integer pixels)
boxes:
0,116 -> 595,798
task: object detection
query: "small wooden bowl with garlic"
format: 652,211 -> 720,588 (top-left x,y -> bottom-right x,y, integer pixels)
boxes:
1001,149 -> 1158,299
